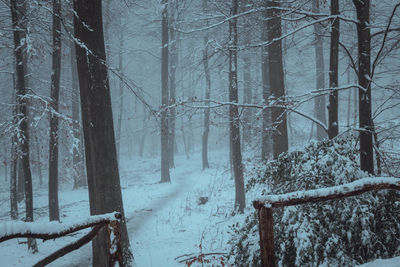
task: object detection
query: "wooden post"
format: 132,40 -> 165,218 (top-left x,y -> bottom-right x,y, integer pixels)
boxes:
254,201 -> 276,267
107,218 -> 123,267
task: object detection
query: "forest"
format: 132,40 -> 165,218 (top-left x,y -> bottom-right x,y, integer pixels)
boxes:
0,0 -> 399,266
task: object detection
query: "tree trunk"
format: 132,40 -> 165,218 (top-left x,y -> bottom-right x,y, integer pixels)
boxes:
267,0 -> 288,159
17,158 -> 24,202
353,0 -> 374,174
229,0 -> 245,213
10,0 -> 38,253
347,66 -> 351,127
48,0 -> 62,222
117,29 -> 124,159
181,118 -> 190,159
168,11 -> 177,169
4,147 -> 7,182
202,0 -> 211,170
161,0 -> 171,182
71,43 -> 86,189
33,133 -> 43,186
328,0 -> 339,139
312,0 -> 327,140
261,14 -> 272,160
73,0 -> 133,265
242,52 -> 252,147
10,91 -> 18,220
242,19 -> 252,148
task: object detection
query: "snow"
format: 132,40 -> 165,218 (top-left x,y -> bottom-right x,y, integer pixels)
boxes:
357,256 -> 400,267
257,177 -> 400,207
0,212 -> 118,240
0,152 -> 399,266
0,150 -> 237,266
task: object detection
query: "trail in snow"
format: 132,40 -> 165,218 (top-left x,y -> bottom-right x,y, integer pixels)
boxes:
0,150 -> 235,267
1,150 -> 393,267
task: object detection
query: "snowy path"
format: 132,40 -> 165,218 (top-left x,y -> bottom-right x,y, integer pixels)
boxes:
0,151 -> 236,267
1,150 -> 392,266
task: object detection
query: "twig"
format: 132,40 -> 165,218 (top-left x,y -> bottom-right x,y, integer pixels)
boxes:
175,252 -> 227,263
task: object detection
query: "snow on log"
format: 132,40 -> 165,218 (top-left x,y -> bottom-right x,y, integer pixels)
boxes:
253,177 -> 400,209
0,212 -> 121,242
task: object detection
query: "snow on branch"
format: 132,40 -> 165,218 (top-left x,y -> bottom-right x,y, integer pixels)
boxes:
0,212 -> 120,242
254,177 -> 400,209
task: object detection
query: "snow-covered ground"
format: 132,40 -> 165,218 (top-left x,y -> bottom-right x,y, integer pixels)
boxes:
0,150 -> 239,266
0,150 -> 398,266
358,257 -> 400,267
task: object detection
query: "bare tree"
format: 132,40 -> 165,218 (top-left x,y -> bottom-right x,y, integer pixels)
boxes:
73,0 -> 133,265
353,0 -> 374,174
168,2 -> 178,169
161,0 -> 171,182
261,7 -> 272,161
10,90 -> 18,220
267,0 -> 288,158
328,0 -> 339,139
312,0 -> 327,140
48,0 -> 61,222
116,16 -> 125,159
202,0 -> 211,169
242,32 -> 252,147
70,42 -> 86,189
229,0 -> 245,213
10,0 -> 38,253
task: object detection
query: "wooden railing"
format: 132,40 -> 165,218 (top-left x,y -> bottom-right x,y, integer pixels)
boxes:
0,212 -> 123,267
252,177 -> 400,267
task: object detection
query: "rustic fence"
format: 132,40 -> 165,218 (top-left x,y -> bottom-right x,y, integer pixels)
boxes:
252,177 -> 400,267
0,212 -> 123,267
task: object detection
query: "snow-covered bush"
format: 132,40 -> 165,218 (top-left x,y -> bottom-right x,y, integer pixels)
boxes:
228,135 -> 400,266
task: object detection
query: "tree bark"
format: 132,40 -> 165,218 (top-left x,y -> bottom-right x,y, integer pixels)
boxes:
168,8 -> 177,169
117,29 -> 124,159
161,0 -> 171,182
48,0 -> 62,222
267,0 -> 288,159
312,0 -> 327,140
202,0 -> 210,170
17,157 -> 24,202
229,0 -> 245,213
10,90 -> 18,220
242,39 -> 252,147
261,13 -> 272,160
353,0 -> 374,174
71,42 -> 86,189
328,0 -> 339,139
10,0 -> 38,253
33,133 -> 43,186
4,147 -> 7,182
73,0 -> 133,265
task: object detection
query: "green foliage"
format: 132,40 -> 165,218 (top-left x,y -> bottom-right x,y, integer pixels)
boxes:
229,135 -> 400,266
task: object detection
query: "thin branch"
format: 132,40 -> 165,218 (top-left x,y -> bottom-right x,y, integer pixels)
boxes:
338,41 -> 358,77
371,3 -> 400,79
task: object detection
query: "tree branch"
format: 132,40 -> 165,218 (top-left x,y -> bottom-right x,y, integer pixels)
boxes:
254,177 -> 400,209
33,225 -> 105,267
